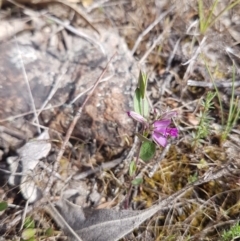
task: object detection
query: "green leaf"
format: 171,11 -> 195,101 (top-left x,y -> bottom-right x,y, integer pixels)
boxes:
45,227 -> 54,237
24,217 -> 35,229
21,229 -> 36,240
131,178 -> 143,186
138,70 -> 148,99
0,201 -> 8,211
133,88 -> 141,114
133,88 -> 149,117
140,141 -> 156,161
129,161 -> 136,176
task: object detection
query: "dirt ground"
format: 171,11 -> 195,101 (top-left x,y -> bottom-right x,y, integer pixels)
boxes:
0,0 -> 240,241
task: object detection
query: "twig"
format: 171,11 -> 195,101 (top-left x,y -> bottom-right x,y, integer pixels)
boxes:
0,102 -> 64,123
182,37 -> 207,80
34,69 -> 66,122
45,14 -> 105,55
44,54 -> 116,195
131,6 -> 174,55
0,168 -> 23,175
166,37 -> 181,71
14,36 -> 40,134
0,125 -> 26,139
8,0 -> 99,36
38,162 -> 63,180
148,143 -> 171,178
139,17 -> 175,64
20,200 -> 29,231
188,79 -> 240,88
55,0 -> 100,35
73,157 -> 123,180
70,75 -> 113,104
86,0 -> 111,12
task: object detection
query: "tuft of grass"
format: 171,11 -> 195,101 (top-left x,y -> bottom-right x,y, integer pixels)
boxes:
198,0 -> 220,34
221,222 -> 240,241
198,0 -> 240,34
221,64 -> 240,141
192,91 -> 216,147
204,60 -> 240,142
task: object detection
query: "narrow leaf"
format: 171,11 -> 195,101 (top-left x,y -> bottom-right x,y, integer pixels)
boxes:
133,88 -> 149,117
129,161 -> 136,176
138,70 -> 148,99
24,217 -> 35,229
133,88 -> 142,115
0,201 -> 8,211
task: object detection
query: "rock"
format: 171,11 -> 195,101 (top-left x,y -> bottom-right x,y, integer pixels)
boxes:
0,27 -> 138,159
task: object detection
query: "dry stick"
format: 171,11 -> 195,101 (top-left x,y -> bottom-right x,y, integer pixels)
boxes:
188,79 -> 240,88
131,6 -> 174,55
0,102 -> 64,123
0,125 -> 26,140
45,14 -> 105,55
34,69 -> 67,122
182,36 -> 207,80
148,143 -> 171,178
14,36 -> 41,134
139,17 -> 175,65
54,0 -> 100,36
20,200 -> 29,231
44,54 -> 116,195
85,0 -> 110,13
73,157 -> 123,180
166,37 -> 181,72
70,75 -> 113,104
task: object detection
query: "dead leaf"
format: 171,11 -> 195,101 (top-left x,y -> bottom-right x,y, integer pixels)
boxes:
47,199 -> 159,241
8,130 -> 51,203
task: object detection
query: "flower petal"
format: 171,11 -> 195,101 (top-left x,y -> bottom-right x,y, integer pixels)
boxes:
153,120 -> 171,133
152,132 -> 167,147
127,111 -> 147,123
166,128 -> 178,137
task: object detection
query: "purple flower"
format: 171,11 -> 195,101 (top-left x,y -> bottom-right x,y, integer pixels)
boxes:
152,119 -> 178,147
127,111 -> 147,124
127,110 -> 178,147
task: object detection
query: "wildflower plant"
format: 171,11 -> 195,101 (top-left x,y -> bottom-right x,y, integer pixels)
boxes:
192,91 -> 216,147
221,222 -> 240,241
198,0 -> 240,34
127,71 -> 178,185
